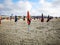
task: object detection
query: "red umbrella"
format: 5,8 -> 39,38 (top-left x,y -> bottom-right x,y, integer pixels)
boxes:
27,11 -> 31,32
27,11 -> 31,25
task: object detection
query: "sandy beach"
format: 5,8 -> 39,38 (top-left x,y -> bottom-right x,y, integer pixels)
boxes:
0,18 -> 60,45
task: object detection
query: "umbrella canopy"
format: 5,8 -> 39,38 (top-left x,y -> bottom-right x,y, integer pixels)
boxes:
15,15 -> 17,22
41,13 -> 44,22
0,16 -> 2,24
27,11 -> 31,25
46,15 -> 50,22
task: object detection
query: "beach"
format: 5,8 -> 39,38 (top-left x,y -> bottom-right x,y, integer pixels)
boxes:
0,18 -> 60,45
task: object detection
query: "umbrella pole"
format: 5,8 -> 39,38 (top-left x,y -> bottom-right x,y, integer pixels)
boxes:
28,25 -> 30,32
42,22 -> 43,27
16,22 -> 17,33
10,16 -> 11,30
0,20 -> 1,24
15,22 -> 17,33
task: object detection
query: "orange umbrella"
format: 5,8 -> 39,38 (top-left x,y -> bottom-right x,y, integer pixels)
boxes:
27,11 -> 31,32
27,11 -> 31,25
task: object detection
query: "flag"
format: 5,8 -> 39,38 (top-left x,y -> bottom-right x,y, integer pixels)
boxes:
27,11 -> 31,25
41,13 -> 44,22
15,15 -> 17,22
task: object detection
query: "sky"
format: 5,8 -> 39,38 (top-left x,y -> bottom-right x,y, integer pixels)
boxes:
0,0 -> 60,17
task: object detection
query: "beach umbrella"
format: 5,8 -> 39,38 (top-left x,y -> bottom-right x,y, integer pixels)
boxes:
0,16 -> 2,24
41,13 -> 44,27
14,15 -> 18,33
10,16 -> 12,20
46,15 -> 50,22
23,16 -> 25,21
46,15 -> 53,22
27,11 -> 31,25
55,17 -> 57,19
15,15 -> 18,22
10,14 -> 13,20
27,11 -> 31,32
34,17 -> 35,20
41,13 -> 44,22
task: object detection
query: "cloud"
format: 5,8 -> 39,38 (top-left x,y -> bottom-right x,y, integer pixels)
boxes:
17,1 -> 32,11
52,0 -> 60,7
0,0 -> 60,17
37,0 -> 60,17
16,1 -> 32,16
0,0 -> 32,16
